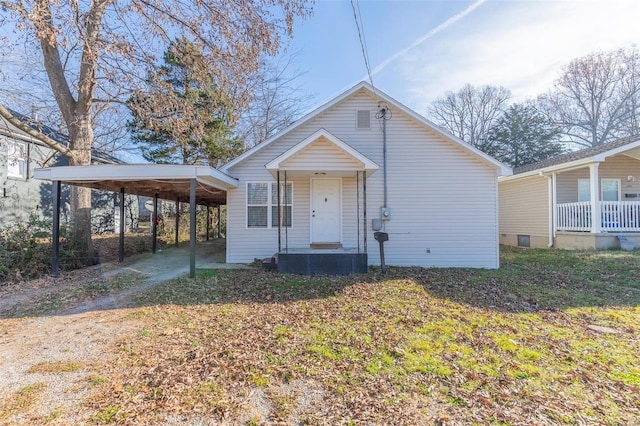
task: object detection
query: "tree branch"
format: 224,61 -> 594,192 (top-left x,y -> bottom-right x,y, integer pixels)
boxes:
0,104 -> 76,160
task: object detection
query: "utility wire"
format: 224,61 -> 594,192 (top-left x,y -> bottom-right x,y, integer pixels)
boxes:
350,0 -> 376,97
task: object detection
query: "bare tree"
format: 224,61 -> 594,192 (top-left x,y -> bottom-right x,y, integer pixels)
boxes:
429,84 -> 511,153
236,52 -> 314,148
539,47 -> 640,148
0,0 -> 312,258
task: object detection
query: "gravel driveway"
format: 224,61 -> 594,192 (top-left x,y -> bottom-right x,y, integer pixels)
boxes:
0,239 -> 248,424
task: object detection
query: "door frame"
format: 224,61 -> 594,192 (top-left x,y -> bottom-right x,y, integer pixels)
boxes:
309,177 -> 342,244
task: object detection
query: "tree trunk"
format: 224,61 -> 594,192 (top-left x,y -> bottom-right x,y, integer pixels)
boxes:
67,114 -> 95,264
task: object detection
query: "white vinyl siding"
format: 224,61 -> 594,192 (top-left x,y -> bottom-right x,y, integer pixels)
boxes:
246,182 -> 292,228
226,90 -> 500,268
280,137 -> 364,171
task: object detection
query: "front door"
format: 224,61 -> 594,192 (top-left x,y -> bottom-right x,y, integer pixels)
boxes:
311,178 -> 341,243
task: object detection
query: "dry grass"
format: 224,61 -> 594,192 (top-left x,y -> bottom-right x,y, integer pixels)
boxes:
77,247 -> 640,425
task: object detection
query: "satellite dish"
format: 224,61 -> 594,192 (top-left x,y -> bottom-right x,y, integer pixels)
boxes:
144,199 -> 154,212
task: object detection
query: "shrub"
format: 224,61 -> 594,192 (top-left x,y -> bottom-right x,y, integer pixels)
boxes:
0,213 -> 52,282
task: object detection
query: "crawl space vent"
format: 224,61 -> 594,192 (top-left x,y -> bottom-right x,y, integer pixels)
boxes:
356,110 -> 371,129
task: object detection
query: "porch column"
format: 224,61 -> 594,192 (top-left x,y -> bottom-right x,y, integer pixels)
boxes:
190,178 -> 197,278
357,171 -> 360,253
51,180 -> 61,278
589,163 -> 601,233
552,172 -> 557,238
119,187 -> 125,263
217,205 -> 221,238
277,170 -> 281,253
363,170 -> 367,253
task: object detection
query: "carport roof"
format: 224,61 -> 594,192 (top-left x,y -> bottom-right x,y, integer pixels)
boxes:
34,164 -> 238,206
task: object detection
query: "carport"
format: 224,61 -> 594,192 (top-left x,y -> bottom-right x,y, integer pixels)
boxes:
33,164 -> 238,278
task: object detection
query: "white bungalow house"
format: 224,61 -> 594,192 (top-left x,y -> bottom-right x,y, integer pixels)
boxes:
220,82 -> 511,273
499,137 -> 640,250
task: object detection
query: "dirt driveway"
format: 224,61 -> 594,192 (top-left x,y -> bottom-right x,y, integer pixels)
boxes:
0,239 -> 249,424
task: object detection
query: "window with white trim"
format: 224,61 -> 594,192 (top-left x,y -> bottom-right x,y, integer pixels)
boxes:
578,179 -> 590,202
7,140 -> 28,179
601,178 -> 620,201
247,182 -> 292,228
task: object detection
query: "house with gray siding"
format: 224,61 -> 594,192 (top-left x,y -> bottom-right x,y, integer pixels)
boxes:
220,82 -> 511,272
1,108 -> 122,230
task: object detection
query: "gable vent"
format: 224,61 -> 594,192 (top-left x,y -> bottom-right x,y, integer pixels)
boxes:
356,110 -> 371,129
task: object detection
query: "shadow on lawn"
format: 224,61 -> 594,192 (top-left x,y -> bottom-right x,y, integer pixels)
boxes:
2,246 -> 639,319
125,246 -> 640,313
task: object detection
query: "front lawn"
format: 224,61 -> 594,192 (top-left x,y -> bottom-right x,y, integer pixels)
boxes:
60,248 -> 640,423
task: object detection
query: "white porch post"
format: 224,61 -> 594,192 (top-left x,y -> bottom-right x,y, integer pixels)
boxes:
551,172 -> 557,238
589,163 -> 601,233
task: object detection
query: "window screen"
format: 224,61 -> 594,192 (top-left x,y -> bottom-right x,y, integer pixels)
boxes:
247,183 -> 268,228
247,182 -> 293,228
271,182 -> 292,227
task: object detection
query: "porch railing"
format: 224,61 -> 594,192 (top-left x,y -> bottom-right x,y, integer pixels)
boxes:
557,202 -> 591,231
556,201 -> 640,232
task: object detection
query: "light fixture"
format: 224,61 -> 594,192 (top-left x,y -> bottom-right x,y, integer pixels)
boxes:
314,172 -> 326,175
628,176 -> 635,182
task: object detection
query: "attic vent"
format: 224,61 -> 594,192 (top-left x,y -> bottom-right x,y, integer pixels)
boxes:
356,110 -> 371,129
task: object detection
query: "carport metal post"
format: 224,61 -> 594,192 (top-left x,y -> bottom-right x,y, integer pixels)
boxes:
119,187 -> 125,263
51,180 -> 61,277
175,198 -> 180,246
206,206 -> 210,241
189,178 -> 197,278
152,193 -> 158,253
217,205 -> 221,238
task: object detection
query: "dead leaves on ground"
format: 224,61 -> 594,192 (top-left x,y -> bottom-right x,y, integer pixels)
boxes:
84,261 -> 640,425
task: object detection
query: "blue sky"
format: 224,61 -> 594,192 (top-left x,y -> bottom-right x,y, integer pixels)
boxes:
286,0 -> 640,113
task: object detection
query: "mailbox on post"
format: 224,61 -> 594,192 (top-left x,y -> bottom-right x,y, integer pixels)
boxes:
373,231 -> 389,273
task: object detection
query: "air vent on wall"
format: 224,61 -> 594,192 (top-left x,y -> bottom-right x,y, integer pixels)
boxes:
356,110 -> 371,129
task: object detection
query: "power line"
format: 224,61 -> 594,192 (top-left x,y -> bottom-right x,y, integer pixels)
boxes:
350,0 -> 376,96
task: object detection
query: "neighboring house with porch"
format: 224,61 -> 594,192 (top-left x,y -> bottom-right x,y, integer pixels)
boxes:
220,82 -> 511,272
0,107 -> 123,230
499,137 -> 640,250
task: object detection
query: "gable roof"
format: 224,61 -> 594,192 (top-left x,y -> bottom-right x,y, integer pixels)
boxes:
511,136 -> 640,176
221,82 -> 512,176
0,107 -> 123,165
264,129 -> 379,173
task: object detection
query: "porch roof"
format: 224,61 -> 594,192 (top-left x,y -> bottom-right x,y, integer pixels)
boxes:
502,136 -> 640,182
265,129 -> 379,177
33,164 -> 238,206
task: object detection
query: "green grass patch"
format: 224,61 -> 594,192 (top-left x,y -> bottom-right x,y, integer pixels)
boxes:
0,383 -> 47,420
27,360 -> 83,374
91,406 -> 123,424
